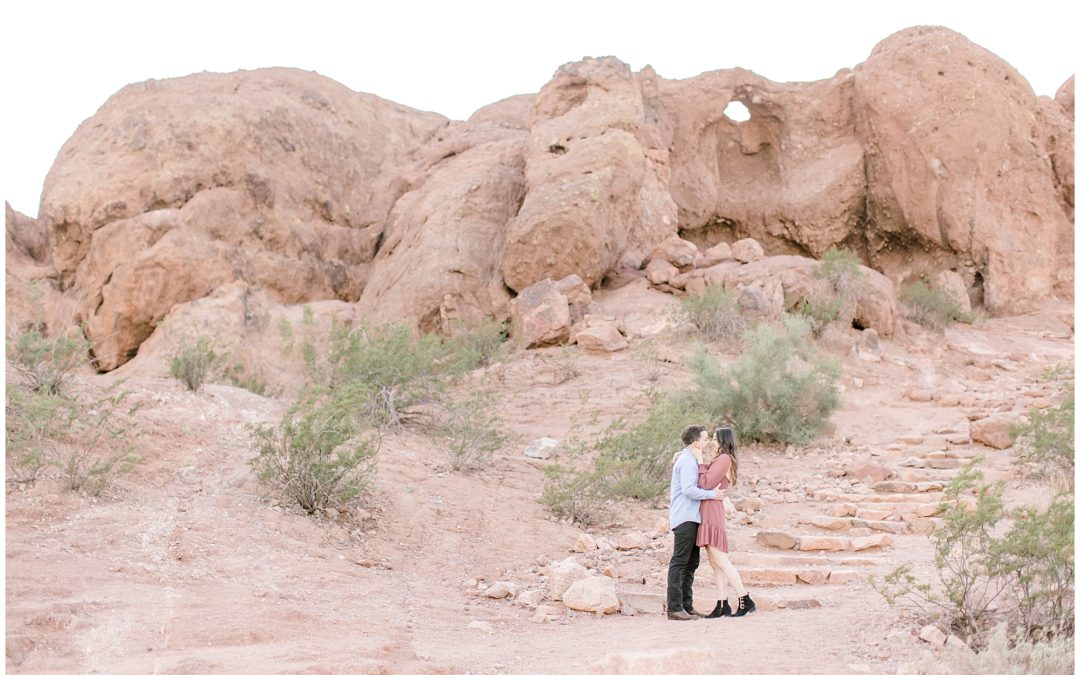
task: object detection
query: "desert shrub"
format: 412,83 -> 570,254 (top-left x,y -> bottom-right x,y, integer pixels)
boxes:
675,285 -> 747,342
588,392 -> 702,502
817,247 -> 865,300
7,324 -> 89,395
434,392 -> 508,472
6,383 -> 140,495
688,316 -> 841,444
250,386 -> 379,514
170,336 -> 223,392
325,322 -> 451,427
798,292 -> 844,337
444,319 -> 510,371
900,279 -> 972,331
223,362 -> 270,397
1012,385 -> 1074,478
906,625 -> 1074,675
875,464 -> 1074,649
540,464 -> 610,526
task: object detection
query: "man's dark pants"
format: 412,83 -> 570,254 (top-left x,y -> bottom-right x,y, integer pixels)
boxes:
666,521 -> 701,613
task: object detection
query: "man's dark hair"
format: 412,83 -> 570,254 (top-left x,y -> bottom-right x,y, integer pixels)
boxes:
681,425 -> 707,447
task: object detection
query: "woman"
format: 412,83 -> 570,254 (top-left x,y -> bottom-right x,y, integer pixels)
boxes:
697,426 -> 755,618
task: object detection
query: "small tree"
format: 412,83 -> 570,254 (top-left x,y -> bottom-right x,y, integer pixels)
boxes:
7,324 -> 89,395
170,336 -> 224,392
675,286 -> 748,342
434,392 -> 508,472
688,316 -> 841,443
900,279 -> 972,331
251,387 -> 379,514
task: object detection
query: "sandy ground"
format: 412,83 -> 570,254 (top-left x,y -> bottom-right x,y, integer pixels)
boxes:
5,300 -> 1073,674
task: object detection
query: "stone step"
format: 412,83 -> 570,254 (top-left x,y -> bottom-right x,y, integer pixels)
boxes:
822,501 -> 942,518
873,481 -> 947,494
812,490 -> 944,503
727,551 -> 877,568
891,468 -> 962,482
755,530 -> 894,553
802,515 -> 909,534
741,567 -> 863,586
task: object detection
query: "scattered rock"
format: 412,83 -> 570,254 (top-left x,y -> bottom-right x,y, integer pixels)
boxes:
918,624 -> 947,649
796,569 -> 831,585
755,530 -> 798,550
510,279 -> 572,347
970,415 -> 1016,449
483,581 -> 518,599
616,532 -> 648,550
734,497 -> 765,513
731,237 -> 765,263
699,242 -> 734,267
850,534 -> 894,551
644,259 -> 679,285
644,235 -> 699,269
516,589 -> 544,607
524,437 -> 560,460
575,317 -> 630,353
562,576 -> 620,615
847,461 -> 895,483
573,532 -> 598,553
827,569 -> 861,585
468,620 -> 495,634
548,558 -> 589,601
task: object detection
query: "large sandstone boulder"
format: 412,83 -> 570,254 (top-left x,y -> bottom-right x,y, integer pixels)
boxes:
1040,77 -> 1074,222
500,57 -> 676,291
38,68 -> 447,369
853,27 -> 1072,313
355,96 -> 532,331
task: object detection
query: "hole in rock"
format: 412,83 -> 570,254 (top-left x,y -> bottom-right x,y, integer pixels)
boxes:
971,271 -> 985,307
852,318 -> 866,331
549,144 -> 567,155
722,101 -> 751,122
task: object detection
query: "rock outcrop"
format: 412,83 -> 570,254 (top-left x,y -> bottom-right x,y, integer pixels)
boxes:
16,28 -> 1073,368
37,68 -> 447,368
853,27 -> 1072,312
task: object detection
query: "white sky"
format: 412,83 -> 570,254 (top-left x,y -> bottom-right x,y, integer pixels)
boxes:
1,0 -> 1075,216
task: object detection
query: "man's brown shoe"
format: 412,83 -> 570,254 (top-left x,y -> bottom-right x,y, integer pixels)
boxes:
666,610 -> 696,620
686,607 -> 709,618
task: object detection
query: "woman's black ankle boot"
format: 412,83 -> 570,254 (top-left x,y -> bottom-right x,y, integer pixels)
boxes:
705,600 -> 731,618
731,594 -> 756,617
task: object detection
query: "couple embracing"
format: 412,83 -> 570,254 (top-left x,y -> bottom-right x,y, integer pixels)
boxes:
666,424 -> 755,620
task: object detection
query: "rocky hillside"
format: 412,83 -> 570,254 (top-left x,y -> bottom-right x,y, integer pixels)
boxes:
5,26 -> 1073,372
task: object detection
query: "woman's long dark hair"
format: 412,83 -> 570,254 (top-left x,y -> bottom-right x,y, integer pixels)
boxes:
714,427 -> 738,486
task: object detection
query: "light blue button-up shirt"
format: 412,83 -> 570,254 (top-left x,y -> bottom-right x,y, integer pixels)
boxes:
668,447 -> 719,530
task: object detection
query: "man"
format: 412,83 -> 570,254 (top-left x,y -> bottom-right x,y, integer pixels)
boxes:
666,424 -> 725,620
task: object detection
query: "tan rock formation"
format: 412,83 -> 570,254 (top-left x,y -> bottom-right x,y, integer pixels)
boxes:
854,26 -> 1072,313
38,68 -> 446,368
500,57 -> 675,291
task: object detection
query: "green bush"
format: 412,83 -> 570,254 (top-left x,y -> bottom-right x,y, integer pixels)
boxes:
875,464 -> 1074,649
688,316 -> 841,444
1012,384 -> 1074,478
540,464 -> 610,526
170,336 -> 223,392
444,319 -> 510,371
223,362 -> 270,397
588,393 -> 701,502
326,322 -> 451,427
434,392 -> 508,472
900,279 -> 972,331
250,387 -> 379,514
675,285 -> 747,342
817,247 -> 865,300
798,293 -> 844,337
906,626 -> 1074,675
7,324 -> 89,395
6,383 -> 140,495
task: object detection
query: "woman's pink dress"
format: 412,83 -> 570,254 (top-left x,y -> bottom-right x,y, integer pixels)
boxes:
696,455 -> 731,551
